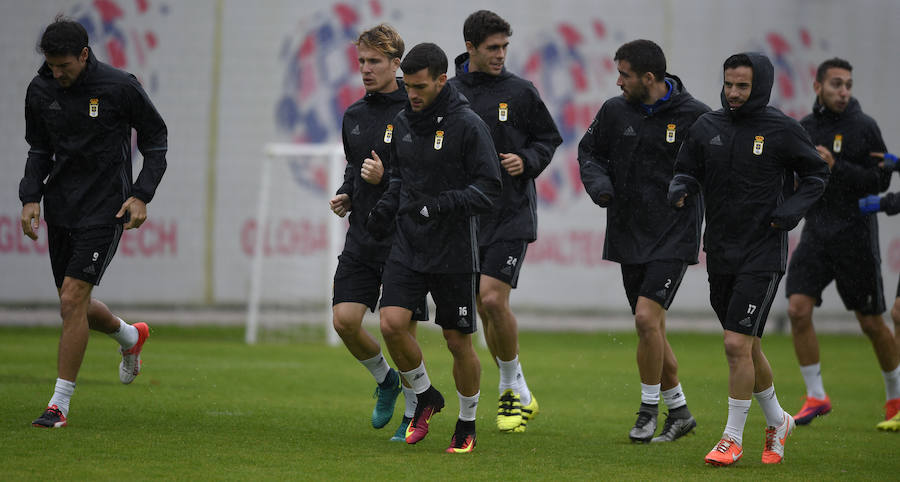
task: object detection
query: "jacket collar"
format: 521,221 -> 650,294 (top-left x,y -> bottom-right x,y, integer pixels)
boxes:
363,78 -> 407,104
452,52 -> 513,85
812,96 -> 861,120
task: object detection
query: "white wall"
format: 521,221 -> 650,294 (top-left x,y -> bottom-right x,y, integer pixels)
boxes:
2,0 -> 899,318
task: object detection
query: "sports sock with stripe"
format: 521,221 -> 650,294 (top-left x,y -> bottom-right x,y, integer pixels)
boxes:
458,391 -> 479,422
400,361 -> 431,394
360,351 -> 391,384
662,383 -> 687,410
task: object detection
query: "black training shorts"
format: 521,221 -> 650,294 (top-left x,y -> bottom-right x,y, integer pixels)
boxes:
620,260 -> 688,314
332,252 -> 428,321
380,261 -> 477,334
786,233 -> 885,315
709,271 -> 782,338
48,224 -> 123,288
479,240 -> 528,288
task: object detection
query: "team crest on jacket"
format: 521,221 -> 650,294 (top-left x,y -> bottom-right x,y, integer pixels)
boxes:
434,130 -> 444,150
833,134 -> 843,153
753,135 -> 765,155
384,124 -> 393,143
498,103 -> 508,122
89,98 -> 99,118
666,124 -> 676,143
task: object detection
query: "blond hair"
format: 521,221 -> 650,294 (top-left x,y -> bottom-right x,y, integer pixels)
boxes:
356,23 -> 404,60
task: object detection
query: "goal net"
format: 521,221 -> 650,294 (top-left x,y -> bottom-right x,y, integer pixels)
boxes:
245,143 -> 344,345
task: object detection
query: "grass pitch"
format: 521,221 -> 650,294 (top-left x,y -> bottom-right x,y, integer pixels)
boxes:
1,324 -> 897,480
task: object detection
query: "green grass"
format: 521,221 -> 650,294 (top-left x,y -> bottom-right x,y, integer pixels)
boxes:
1,324 -> 896,480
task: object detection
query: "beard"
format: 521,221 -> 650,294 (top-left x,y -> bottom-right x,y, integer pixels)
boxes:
624,83 -> 650,104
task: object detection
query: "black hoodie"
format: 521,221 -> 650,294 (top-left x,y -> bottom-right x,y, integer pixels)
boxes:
377,81 -> 502,273
798,97 -> 889,239
19,48 -> 167,228
338,80 -> 408,264
449,53 -> 562,245
578,74 -> 710,264
669,53 -> 829,274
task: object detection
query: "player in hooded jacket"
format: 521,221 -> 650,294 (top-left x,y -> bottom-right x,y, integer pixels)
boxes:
784,58 -> 900,431
669,52 -> 829,466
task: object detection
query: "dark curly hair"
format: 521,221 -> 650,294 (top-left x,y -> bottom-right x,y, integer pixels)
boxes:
39,14 -> 89,57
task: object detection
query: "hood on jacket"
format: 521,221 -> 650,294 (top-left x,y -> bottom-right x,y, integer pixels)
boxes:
405,79 -> 469,132
452,52 -> 513,85
720,52 -> 773,119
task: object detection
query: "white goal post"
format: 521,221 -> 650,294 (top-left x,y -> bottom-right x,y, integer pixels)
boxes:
245,142 -> 344,345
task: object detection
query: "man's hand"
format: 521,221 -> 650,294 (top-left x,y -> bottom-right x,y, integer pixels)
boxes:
361,150 -> 384,185
408,196 -> 442,224
329,193 -> 351,217
816,145 -> 835,169
667,184 -> 689,208
870,152 -> 898,170
365,206 -> 393,241
115,196 -> 147,229
21,202 -> 41,240
500,153 -> 524,176
859,195 -> 881,214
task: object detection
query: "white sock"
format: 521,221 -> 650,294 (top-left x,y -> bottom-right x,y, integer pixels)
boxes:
800,363 -> 827,399
48,378 -> 76,417
754,385 -> 785,427
723,397 -> 751,445
883,364 -> 900,400
516,361 -> 532,406
400,361 -> 430,394
641,383 -> 661,406
360,352 -> 391,384
662,383 -> 687,410
497,356 -> 518,390
108,317 -> 139,349
402,385 -> 417,418
458,391 -> 479,422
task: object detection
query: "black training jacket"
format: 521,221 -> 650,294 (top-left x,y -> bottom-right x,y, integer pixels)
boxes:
578,74 -> 710,264
19,49 -> 167,228
669,53 -> 829,274
379,82 -> 501,273
798,97 -> 889,239
338,80 -> 407,263
450,53 -> 562,245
